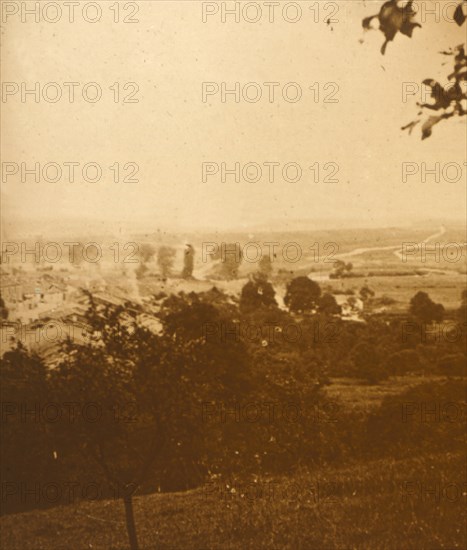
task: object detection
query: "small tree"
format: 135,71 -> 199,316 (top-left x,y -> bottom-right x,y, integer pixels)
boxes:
284,276 -> 321,314
157,246 -> 176,279
360,285 -> 375,303
239,273 -> 278,313
319,293 -> 342,315
352,342 -> 389,385
330,260 -> 353,279
50,293 -> 248,550
386,349 -> 422,377
0,295 -> 9,320
135,263 -> 148,280
409,291 -> 444,323
258,255 -> 273,279
457,289 -> 467,321
138,243 -> 156,263
211,243 -> 243,280
135,244 -> 155,279
70,242 -> 85,267
181,244 -> 195,279
50,300 -> 169,550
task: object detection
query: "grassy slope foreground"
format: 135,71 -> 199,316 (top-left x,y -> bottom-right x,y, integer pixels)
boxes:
1,452 -> 465,550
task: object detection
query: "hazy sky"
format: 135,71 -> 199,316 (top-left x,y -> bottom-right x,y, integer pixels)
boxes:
1,0 -> 466,234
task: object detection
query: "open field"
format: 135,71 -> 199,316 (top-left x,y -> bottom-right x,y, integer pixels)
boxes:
125,224 -> 466,277
1,452 -> 464,550
322,273 -> 466,312
323,375 -> 450,412
137,271 -> 466,313
132,224 -> 466,313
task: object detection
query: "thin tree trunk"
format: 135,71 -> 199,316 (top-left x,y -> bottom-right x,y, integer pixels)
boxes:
123,494 -> 139,550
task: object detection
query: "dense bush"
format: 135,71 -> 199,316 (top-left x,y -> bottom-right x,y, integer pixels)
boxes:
366,380 -> 467,458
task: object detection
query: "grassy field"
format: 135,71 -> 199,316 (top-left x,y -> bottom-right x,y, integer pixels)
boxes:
323,376 -> 448,412
1,452 -> 464,550
321,273 -> 465,311
136,271 -> 465,312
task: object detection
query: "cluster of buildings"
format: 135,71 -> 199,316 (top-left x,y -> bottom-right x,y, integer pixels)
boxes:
0,262 -> 135,362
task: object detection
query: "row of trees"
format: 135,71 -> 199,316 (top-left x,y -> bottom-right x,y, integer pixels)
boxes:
141,243 -> 194,280
239,272 -> 464,323
240,274 -> 341,315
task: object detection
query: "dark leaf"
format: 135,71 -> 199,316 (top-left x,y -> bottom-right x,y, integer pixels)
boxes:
363,0 -> 421,55
453,1 -> 466,26
421,114 -> 451,140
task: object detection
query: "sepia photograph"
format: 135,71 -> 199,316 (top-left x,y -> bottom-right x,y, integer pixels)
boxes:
0,1 -> 466,548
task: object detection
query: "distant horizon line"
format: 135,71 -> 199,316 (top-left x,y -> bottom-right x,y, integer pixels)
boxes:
2,218 -> 465,240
